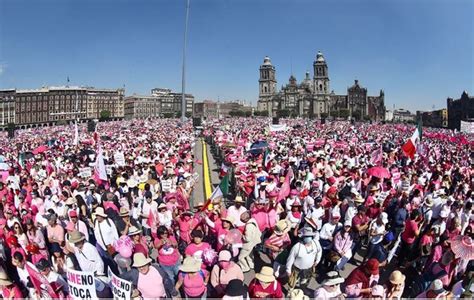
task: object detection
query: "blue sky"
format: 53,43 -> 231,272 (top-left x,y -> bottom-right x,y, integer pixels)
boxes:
0,0 -> 472,112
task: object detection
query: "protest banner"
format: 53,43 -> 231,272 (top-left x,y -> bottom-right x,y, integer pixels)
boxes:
79,167 -> 92,178
108,268 -> 132,300
67,269 -> 97,300
114,152 -> 126,167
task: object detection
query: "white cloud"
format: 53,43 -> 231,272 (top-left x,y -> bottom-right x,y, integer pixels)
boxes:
0,62 -> 6,75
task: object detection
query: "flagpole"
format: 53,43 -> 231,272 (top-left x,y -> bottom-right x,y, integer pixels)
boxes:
181,0 -> 190,123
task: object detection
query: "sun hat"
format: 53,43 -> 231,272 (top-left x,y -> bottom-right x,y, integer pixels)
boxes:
68,230 -> 86,244
365,258 -> 379,275
299,226 -> 316,237
221,215 -> 235,225
371,285 -> 385,297
304,217 -> 318,230
65,197 -> 76,205
255,266 -> 276,283
218,250 -> 232,262
0,271 -> 12,286
132,252 -> 152,268
119,207 -> 130,217
369,186 -> 380,192
450,236 -> 474,260
95,207 -> 108,218
289,289 -> 309,300
128,226 -> 141,236
158,203 -> 167,210
389,270 -> 406,285
179,257 -> 201,273
225,279 -> 248,297
322,271 -> 344,286
354,194 -> 365,203
424,196 -> 434,207
234,196 -> 245,203
275,219 -> 291,235
430,279 -> 446,294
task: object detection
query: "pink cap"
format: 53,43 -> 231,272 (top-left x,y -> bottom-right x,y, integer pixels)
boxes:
65,222 -> 75,231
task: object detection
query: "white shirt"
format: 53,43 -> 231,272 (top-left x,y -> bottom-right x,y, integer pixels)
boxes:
369,221 -> 386,245
141,200 -> 158,228
157,211 -> 173,229
286,240 -> 322,273
74,242 -> 104,274
319,223 -> 340,241
309,206 -> 325,230
314,286 -> 343,300
227,205 -> 248,227
94,219 -> 119,250
431,196 -> 446,219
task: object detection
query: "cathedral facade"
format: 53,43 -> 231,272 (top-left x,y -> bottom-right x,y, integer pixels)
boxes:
257,52 -> 386,121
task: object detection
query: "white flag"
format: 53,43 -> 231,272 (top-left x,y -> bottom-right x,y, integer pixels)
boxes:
73,122 -> 79,146
94,146 -> 107,181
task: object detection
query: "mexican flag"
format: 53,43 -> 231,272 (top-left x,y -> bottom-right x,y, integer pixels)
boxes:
263,148 -> 272,169
401,122 -> 422,159
201,174 -> 230,211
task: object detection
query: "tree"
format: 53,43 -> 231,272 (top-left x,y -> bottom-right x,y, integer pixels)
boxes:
254,111 -> 268,117
100,110 -> 111,121
185,112 -> 192,118
277,109 -> 291,118
163,113 -> 174,118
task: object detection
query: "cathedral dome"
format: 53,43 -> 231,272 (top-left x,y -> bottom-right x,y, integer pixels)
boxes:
263,56 -> 272,65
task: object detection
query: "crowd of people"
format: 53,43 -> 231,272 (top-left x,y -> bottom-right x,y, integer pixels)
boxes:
0,117 -> 472,299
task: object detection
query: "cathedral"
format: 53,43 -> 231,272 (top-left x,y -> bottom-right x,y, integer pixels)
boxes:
257,52 -> 386,121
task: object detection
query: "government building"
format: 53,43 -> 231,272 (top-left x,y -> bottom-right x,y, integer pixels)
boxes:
257,52 -> 386,121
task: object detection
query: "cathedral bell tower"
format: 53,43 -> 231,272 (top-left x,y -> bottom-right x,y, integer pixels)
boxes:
313,51 -> 329,95
258,56 -> 277,116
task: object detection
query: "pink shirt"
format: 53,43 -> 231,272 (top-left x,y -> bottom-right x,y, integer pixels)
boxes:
185,242 -> 211,268
137,266 -> 166,299
155,236 -> 180,266
180,271 -> 207,297
252,210 -> 270,232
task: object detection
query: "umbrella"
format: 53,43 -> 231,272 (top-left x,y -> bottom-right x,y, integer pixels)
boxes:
0,163 -> 9,171
367,166 -> 391,179
32,145 -> 48,155
450,235 -> 474,260
248,141 -> 268,155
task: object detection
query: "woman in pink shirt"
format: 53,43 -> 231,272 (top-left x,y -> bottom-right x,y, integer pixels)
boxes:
204,214 -> 233,251
177,211 -> 200,244
154,226 -> 180,285
128,226 -> 149,258
175,257 -> 209,299
185,230 -> 211,267
0,272 -> 23,300
25,219 -> 48,258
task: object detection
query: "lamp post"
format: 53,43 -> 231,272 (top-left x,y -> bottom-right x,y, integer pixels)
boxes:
181,0 -> 190,123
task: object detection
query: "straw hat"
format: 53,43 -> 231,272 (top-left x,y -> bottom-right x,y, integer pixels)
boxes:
424,196 -> 434,207
68,230 -> 86,244
0,271 -> 12,286
389,270 -> 406,285
255,266 -> 276,283
298,226 -> 316,237
158,203 -> 167,210
65,197 -> 76,205
354,194 -> 365,203
179,257 -> 201,273
275,219 -> 290,236
322,271 -> 344,286
289,289 -> 309,300
234,196 -> 245,203
95,207 -> 108,218
128,226 -> 141,236
221,215 -> 235,225
119,207 -> 130,217
132,253 -> 152,268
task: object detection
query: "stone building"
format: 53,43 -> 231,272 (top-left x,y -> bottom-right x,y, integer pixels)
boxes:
151,88 -> 194,117
257,52 -> 385,121
417,109 -> 448,128
124,95 -> 162,120
194,100 -> 219,118
0,90 -> 16,127
0,86 -> 124,128
447,91 -> 474,130
393,109 -> 415,123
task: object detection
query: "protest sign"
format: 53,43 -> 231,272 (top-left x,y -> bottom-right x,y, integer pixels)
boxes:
67,269 -> 97,300
108,268 -> 132,300
114,152 -> 125,167
79,167 -> 92,178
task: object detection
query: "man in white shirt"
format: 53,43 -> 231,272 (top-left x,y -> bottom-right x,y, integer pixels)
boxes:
12,251 -> 38,297
36,258 -> 69,295
93,207 -> 119,252
227,196 -> 248,228
140,191 -> 158,235
286,227 -> 322,289
68,230 -> 104,275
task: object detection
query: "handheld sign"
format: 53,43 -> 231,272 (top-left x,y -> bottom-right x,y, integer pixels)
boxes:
67,269 -> 97,300
108,268 -> 132,300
